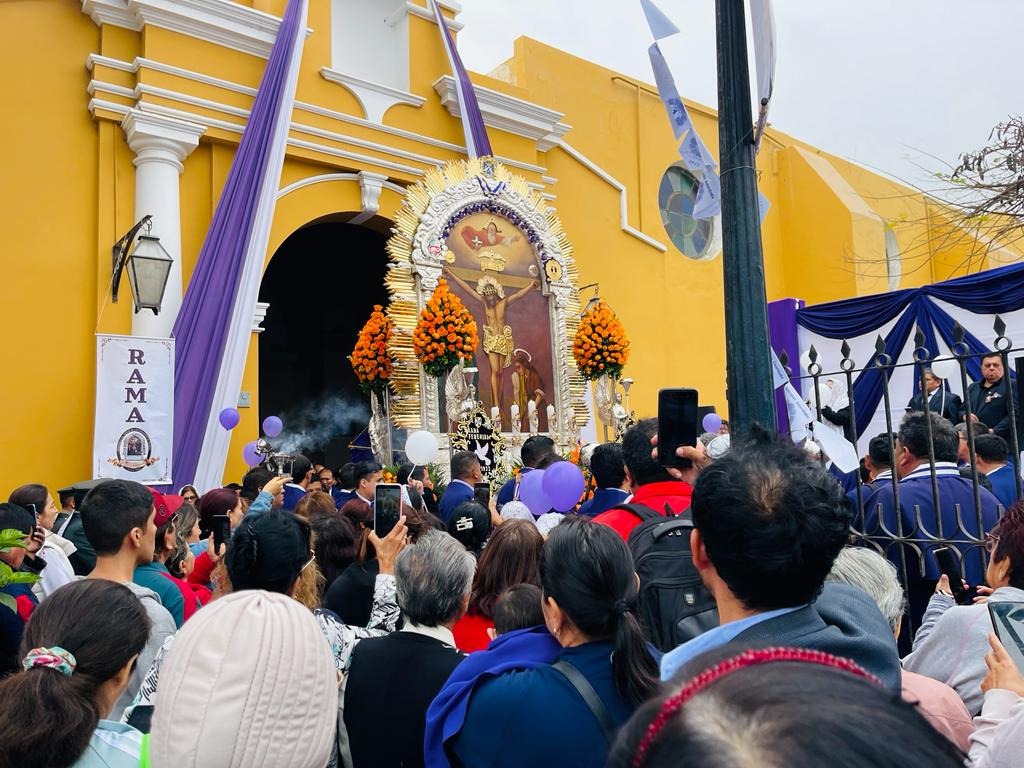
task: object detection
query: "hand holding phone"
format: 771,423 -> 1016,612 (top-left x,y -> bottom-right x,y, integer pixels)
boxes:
658,388 -> 699,469
473,482 -> 491,508
933,547 -> 970,603
374,483 -> 403,539
989,602 -> 1024,676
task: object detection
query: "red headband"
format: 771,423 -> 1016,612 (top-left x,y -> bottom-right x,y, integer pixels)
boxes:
630,647 -> 879,768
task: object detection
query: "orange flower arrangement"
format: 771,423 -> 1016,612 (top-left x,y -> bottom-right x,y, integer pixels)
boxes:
573,299 -> 629,380
413,278 -> 479,378
350,305 -> 394,394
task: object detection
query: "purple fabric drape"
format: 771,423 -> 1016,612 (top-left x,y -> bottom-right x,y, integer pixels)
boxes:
768,297 -> 804,434
430,0 -> 492,158
169,0 -> 305,486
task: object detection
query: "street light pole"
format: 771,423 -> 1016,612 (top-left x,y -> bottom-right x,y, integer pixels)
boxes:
715,0 -> 777,429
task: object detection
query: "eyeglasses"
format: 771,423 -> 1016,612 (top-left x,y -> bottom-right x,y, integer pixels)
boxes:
985,534 -> 1000,554
182,495 -> 197,503
301,549 -> 316,571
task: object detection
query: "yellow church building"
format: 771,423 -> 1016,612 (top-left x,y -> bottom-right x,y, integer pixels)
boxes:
0,0 -> 1017,494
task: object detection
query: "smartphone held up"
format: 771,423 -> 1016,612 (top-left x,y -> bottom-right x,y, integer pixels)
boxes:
374,483 -> 403,539
658,388 -> 699,469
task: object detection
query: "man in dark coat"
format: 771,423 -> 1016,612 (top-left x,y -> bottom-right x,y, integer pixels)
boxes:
962,353 -> 1020,444
907,368 -> 962,425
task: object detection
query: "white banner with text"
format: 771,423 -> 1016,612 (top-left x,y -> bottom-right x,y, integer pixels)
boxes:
93,335 -> 174,484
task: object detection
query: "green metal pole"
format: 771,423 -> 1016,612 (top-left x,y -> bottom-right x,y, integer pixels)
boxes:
716,0 -> 777,429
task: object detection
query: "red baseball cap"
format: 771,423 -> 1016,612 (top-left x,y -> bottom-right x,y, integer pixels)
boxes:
148,488 -> 185,527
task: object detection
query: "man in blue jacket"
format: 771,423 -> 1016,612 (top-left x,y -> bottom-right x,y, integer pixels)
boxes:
660,427 -> 901,691
438,452 -> 482,523
974,433 -> 1020,510
578,443 -> 630,517
862,411 -> 1000,633
496,435 -> 555,509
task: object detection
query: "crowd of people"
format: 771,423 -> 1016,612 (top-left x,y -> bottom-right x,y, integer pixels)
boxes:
2,405 -> 1024,767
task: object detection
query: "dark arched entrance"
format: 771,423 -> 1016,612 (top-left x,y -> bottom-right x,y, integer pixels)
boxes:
258,218 -> 390,469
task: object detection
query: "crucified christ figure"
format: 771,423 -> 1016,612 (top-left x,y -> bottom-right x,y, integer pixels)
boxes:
443,266 -> 539,408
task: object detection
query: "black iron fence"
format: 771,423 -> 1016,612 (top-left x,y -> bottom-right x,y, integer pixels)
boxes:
779,316 -> 1023,641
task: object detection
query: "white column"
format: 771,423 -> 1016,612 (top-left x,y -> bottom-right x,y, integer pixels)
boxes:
122,110 -> 205,338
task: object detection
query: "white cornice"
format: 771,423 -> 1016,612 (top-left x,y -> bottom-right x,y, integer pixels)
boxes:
433,75 -> 571,151
122,108 -> 205,172
81,0 -> 311,59
386,1 -> 464,32
320,68 -> 425,125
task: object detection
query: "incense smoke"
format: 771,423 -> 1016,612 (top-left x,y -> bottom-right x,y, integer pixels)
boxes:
272,394 -> 371,454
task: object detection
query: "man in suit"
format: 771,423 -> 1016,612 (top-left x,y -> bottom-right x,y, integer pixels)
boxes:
906,368 -> 962,425
962,353 -> 1020,443
578,442 -> 630,517
847,432 -> 897,517
341,530 -> 474,768
281,453 -> 313,511
438,452 -> 481,523
659,428 -> 901,691
974,433 -> 1020,510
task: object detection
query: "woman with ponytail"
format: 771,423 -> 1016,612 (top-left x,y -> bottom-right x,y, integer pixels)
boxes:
451,517 -> 659,768
0,579 -> 149,768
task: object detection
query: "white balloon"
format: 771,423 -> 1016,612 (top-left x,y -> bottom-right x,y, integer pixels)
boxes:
930,357 -> 960,382
404,430 -> 439,465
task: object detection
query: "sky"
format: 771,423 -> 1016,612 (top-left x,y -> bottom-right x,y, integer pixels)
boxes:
457,0 -> 1023,190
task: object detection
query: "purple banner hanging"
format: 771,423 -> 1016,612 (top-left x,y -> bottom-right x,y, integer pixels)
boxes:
169,0 -> 306,487
429,0 -> 492,158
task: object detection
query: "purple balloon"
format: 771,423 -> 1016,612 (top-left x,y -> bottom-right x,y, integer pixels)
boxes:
219,407 -> 240,431
263,415 -> 283,438
542,461 -> 586,512
242,441 -> 262,467
518,469 -> 551,516
702,413 -> 723,433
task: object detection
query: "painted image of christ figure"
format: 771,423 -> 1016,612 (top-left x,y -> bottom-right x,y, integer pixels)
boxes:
443,268 -> 538,407
444,212 -> 554,432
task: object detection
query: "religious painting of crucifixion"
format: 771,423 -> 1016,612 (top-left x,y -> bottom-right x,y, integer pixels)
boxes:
443,211 -> 553,433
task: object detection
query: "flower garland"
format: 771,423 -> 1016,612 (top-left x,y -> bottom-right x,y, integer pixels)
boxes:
413,279 -> 479,378
350,305 -> 394,394
573,300 -> 629,380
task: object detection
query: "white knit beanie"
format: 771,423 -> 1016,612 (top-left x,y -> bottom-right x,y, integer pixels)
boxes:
150,590 -> 338,768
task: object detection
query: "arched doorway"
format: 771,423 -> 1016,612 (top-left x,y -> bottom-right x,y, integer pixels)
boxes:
258,217 -> 390,469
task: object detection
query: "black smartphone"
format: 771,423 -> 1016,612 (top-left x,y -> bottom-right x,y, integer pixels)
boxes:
658,388 -> 699,469
989,602 -> 1024,672
212,514 -> 231,551
374,483 -> 403,539
474,482 -> 491,507
26,503 -> 38,524
932,547 -> 969,603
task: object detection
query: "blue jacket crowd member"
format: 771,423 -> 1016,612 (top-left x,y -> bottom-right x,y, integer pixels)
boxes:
496,436 -> 555,508
578,443 -> 630,517
907,368 -> 963,425
349,460 -> 383,509
438,452 -> 481,523
333,462 -> 357,510
974,433 -> 1021,510
862,412 -> 1000,631
660,426 -> 901,691
962,353 -> 1020,444
450,518 -> 659,768
847,433 -> 897,518
281,454 -> 314,511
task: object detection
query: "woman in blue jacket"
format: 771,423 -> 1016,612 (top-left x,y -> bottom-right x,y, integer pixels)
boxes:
449,517 -> 660,767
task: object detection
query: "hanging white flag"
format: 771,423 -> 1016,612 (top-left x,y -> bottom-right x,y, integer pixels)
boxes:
749,0 -> 777,151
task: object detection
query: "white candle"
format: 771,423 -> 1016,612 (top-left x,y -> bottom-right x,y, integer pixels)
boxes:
490,406 -> 499,421
528,400 -> 537,415
546,405 -> 556,420
511,403 -> 520,419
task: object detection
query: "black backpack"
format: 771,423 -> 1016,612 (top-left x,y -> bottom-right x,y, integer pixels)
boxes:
619,503 -> 719,652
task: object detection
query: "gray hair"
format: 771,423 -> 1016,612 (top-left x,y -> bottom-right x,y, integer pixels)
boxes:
395,530 -> 476,626
826,547 -> 906,632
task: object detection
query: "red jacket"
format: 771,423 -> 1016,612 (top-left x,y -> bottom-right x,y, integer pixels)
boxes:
593,480 -> 693,541
161,572 -> 204,622
188,551 -> 217,587
452,612 -> 495,653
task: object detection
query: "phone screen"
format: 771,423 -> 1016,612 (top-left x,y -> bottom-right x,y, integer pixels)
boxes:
990,602 -> 1024,672
212,515 -> 231,551
474,482 -> 491,507
374,483 -> 403,539
658,388 -> 699,469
